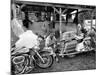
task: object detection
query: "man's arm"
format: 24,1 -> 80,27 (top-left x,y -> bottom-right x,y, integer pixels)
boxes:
12,4 -> 17,18
20,4 -> 26,9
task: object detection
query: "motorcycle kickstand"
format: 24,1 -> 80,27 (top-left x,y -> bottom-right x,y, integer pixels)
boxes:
55,56 -> 59,63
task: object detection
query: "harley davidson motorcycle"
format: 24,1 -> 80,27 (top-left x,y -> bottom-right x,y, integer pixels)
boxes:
11,43 -> 54,75
54,31 -> 96,58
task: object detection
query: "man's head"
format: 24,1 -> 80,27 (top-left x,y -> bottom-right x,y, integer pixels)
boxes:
20,11 -> 25,20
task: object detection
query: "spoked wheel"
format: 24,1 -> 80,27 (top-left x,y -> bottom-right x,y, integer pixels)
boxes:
36,53 -> 53,69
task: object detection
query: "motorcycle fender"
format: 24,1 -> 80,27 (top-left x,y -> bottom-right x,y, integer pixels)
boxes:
43,47 -> 54,55
12,56 -> 25,64
39,50 -> 52,56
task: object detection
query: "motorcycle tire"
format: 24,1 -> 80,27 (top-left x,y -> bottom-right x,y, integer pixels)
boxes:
36,52 -> 54,69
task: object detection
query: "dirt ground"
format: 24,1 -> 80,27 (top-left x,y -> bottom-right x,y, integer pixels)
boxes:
28,51 -> 96,74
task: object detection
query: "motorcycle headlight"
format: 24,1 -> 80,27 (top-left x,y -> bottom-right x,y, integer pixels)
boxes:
34,46 -> 40,50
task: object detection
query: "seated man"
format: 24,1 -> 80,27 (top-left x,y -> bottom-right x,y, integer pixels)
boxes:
61,31 -> 77,54
45,33 -> 59,62
74,31 -> 86,52
45,33 -> 56,47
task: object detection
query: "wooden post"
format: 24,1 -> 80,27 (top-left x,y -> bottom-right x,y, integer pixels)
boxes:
54,7 -> 56,21
91,9 -> 95,30
53,7 -> 68,39
76,9 -> 79,35
53,7 -> 60,14
53,7 -> 62,38
62,9 -> 67,14
91,10 -> 93,30
59,8 -> 62,38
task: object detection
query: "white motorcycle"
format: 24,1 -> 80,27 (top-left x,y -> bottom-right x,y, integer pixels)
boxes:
11,31 -> 54,75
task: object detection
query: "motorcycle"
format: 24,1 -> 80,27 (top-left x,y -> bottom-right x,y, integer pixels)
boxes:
54,31 -> 96,58
11,44 -> 54,75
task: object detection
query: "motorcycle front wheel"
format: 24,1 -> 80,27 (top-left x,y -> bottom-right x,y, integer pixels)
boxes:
36,52 -> 53,69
